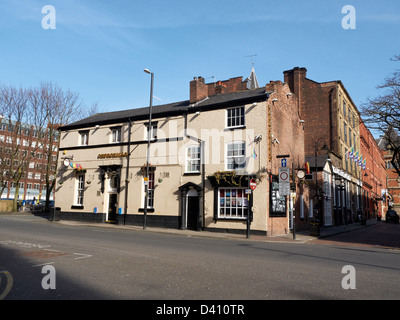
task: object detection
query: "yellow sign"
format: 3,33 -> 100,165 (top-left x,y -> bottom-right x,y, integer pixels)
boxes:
98,152 -> 128,159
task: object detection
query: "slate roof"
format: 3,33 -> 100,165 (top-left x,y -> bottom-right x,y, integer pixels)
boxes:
60,87 -> 269,131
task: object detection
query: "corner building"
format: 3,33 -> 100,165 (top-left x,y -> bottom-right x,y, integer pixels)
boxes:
283,67 -> 363,226
56,71 -> 308,236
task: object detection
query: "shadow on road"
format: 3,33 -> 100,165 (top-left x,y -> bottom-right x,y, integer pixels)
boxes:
0,244 -> 112,300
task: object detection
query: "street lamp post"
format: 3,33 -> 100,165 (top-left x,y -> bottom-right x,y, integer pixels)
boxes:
143,69 -> 154,230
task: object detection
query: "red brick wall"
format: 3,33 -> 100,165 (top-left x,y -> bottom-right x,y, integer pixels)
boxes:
266,80 -> 308,234
283,67 -> 338,156
360,121 -> 387,218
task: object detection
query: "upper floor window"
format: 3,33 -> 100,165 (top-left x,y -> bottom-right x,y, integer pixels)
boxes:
79,130 -> 89,146
111,127 -> 122,143
186,145 -> 201,173
226,141 -> 246,170
145,123 -> 157,140
227,106 -> 245,128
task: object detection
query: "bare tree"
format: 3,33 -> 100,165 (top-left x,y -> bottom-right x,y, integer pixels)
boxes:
34,82 -> 90,212
361,55 -> 400,173
0,81 -> 97,212
0,85 -> 48,211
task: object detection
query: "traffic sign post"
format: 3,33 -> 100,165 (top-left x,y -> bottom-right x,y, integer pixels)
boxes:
279,167 -> 290,196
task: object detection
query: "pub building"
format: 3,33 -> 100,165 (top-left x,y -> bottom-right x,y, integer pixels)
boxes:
56,72 -> 308,236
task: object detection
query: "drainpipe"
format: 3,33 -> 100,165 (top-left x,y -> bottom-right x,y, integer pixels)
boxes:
124,118 -> 132,225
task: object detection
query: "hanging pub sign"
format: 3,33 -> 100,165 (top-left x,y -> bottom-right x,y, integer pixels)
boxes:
63,159 -> 84,171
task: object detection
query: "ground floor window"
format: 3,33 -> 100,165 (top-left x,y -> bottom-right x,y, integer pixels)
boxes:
76,173 -> 85,206
218,188 -> 248,219
144,172 -> 155,208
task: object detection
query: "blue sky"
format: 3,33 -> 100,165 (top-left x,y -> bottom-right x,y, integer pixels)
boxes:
1,0 -> 400,125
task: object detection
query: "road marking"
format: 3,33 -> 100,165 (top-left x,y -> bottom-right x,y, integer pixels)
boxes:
32,262 -> 55,267
0,271 -> 13,300
73,253 -> 92,260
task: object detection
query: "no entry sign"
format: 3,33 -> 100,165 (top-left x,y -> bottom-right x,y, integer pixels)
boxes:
250,178 -> 257,190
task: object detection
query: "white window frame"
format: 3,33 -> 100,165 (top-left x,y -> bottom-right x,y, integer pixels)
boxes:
143,172 -> 155,208
226,106 -> 245,129
111,127 -> 122,143
75,174 -> 85,206
145,123 -> 157,141
79,131 -> 89,146
186,145 -> 201,173
226,141 -> 246,170
218,187 -> 248,220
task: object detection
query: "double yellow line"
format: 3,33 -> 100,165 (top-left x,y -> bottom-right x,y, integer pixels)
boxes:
0,271 -> 13,300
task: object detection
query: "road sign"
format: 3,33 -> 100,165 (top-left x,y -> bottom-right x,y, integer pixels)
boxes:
281,159 -> 287,167
279,167 -> 290,196
249,178 -> 257,190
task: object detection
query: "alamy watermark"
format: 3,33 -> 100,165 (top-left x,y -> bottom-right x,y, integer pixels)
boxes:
41,265 -> 56,290
341,265 -> 356,290
42,5 -> 56,30
342,5 -> 356,30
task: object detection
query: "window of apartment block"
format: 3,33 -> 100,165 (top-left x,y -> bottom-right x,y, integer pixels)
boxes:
186,145 -> 201,173
218,188 -> 248,219
226,141 -> 246,170
343,123 -> 347,144
144,172 -> 154,208
145,123 -> 157,140
349,128 -> 352,146
35,173 -> 41,180
343,100 -> 346,117
227,106 -> 245,128
111,127 -> 122,143
79,130 -> 89,146
76,174 -> 85,206
348,108 -> 351,123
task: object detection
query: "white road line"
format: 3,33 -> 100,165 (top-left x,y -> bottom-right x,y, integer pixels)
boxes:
32,262 -> 55,267
73,253 -> 92,260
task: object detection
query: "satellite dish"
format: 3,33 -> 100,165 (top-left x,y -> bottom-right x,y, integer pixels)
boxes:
63,159 -> 70,167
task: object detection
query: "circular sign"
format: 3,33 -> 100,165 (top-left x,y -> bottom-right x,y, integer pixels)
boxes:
63,159 -> 70,167
297,170 -> 305,179
250,178 -> 257,190
279,171 -> 289,181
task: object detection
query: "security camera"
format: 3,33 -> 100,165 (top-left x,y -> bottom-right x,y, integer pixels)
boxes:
273,138 -> 280,144
255,134 -> 262,141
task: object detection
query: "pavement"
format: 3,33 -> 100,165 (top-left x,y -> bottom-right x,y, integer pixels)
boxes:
0,210 -> 379,244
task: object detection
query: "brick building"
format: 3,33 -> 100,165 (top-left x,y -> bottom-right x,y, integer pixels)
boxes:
283,67 -> 364,226
56,69 -> 308,236
0,119 -> 58,202
377,130 -> 400,216
359,120 -> 387,220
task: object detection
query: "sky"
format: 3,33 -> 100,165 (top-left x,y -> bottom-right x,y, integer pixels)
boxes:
1,0 -> 400,131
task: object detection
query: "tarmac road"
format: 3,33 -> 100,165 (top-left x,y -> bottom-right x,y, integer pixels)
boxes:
311,221 -> 400,249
